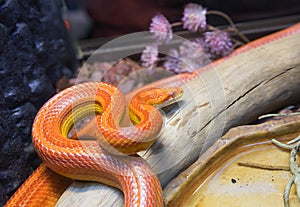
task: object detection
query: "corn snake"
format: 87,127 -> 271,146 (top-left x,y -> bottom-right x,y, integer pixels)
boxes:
5,22 -> 300,207
5,82 -> 183,206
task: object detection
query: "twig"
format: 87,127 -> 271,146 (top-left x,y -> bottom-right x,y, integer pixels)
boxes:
206,10 -> 250,43
258,112 -> 300,120
272,138 -> 300,207
170,22 -> 183,28
287,134 -> 300,145
284,177 -> 294,207
238,161 -> 289,171
272,139 -> 294,150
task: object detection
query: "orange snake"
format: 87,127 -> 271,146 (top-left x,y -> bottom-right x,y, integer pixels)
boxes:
5,82 -> 183,207
5,22 -> 300,207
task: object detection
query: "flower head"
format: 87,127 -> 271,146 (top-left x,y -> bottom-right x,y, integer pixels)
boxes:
179,39 -> 207,71
179,39 -> 205,61
204,29 -> 233,58
141,44 -> 158,68
164,39 -> 207,74
182,3 -> 207,32
163,49 -> 182,74
150,14 -> 173,43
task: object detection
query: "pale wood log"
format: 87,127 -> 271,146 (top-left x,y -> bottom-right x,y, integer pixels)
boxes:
57,24 -> 300,206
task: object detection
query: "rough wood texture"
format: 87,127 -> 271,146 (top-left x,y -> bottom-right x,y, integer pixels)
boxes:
57,23 -> 300,206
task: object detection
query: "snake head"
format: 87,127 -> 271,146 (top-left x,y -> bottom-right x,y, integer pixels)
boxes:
154,87 -> 183,108
132,86 -> 183,107
128,86 -> 183,126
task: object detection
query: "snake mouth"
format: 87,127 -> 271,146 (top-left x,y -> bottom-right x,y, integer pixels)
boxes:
155,87 -> 183,109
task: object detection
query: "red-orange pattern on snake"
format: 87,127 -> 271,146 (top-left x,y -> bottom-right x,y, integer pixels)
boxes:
6,82 -> 183,206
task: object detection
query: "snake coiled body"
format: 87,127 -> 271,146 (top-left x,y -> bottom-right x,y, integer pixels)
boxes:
6,82 -> 183,207
6,22 -> 300,207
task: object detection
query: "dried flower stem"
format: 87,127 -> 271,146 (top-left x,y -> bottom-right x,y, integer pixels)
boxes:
227,27 -> 250,43
206,10 -> 250,43
172,10 -> 249,45
206,24 -> 247,49
206,10 -> 235,28
170,22 -> 183,28
231,37 -> 246,48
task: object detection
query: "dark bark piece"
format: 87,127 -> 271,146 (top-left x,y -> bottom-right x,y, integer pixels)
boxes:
0,0 -> 78,205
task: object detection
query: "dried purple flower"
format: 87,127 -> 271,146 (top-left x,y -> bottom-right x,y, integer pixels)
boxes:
163,49 -> 182,74
150,14 -> 173,43
179,39 -> 205,61
141,44 -> 158,68
204,29 -> 233,58
164,56 -> 194,74
164,40 -> 207,74
182,3 -> 207,32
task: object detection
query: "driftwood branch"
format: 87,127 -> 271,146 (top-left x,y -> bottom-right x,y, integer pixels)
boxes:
57,24 -> 300,206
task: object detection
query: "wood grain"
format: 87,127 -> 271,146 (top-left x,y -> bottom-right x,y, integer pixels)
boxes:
57,23 -> 300,206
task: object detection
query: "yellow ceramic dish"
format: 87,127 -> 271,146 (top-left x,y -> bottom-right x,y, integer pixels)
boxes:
165,115 -> 300,207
